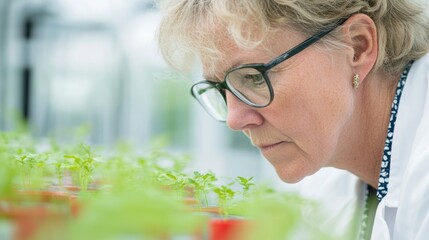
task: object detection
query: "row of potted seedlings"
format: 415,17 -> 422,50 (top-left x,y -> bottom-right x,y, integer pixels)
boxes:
0,130 -> 335,240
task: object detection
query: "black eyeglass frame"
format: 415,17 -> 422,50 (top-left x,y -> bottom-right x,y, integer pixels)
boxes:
191,17 -> 348,118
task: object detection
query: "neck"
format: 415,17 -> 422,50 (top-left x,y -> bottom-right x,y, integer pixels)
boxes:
333,71 -> 400,188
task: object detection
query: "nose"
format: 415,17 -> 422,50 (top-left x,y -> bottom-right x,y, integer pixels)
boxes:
225,92 -> 264,130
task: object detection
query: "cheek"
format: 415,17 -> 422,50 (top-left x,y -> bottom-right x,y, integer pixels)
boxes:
266,65 -> 354,164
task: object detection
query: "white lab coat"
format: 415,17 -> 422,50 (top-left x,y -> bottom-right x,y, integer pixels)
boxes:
371,53 -> 429,239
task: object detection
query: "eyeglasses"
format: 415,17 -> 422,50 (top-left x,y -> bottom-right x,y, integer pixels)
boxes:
191,18 -> 348,122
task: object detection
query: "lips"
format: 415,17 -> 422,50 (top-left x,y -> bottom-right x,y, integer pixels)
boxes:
257,142 -> 284,152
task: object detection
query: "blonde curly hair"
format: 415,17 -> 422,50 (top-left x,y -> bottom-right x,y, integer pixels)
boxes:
157,0 -> 429,76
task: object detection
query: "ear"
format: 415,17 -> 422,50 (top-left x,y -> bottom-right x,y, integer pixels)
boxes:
342,14 -> 378,81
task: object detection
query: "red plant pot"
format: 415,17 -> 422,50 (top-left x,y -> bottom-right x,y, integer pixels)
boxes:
0,190 -> 80,240
18,190 -> 80,217
9,205 -> 66,240
209,218 -> 249,240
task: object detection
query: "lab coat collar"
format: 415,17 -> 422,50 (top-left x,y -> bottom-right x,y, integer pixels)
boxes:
384,54 -> 429,207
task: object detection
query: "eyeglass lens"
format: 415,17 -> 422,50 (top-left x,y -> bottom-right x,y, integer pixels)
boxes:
191,82 -> 228,121
192,67 -> 271,121
226,67 -> 271,106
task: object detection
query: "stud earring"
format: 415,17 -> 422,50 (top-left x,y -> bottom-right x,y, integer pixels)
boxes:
353,74 -> 360,89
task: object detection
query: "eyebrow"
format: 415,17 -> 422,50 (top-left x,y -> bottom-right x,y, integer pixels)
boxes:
202,73 -> 220,82
202,65 -> 233,82
202,49 -> 278,82
202,59 -> 249,81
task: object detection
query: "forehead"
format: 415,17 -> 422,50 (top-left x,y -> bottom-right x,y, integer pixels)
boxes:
200,27 -> 303,80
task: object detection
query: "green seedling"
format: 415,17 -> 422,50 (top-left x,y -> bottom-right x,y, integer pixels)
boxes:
158,171 -> 189,200
53,159 -> 67,188
64,143 -> 97,191
14,151 -> 47,190
214,183 -> 235,218
235,176 -> 255,197
188,171 -> 217,207
0,140 -> 16,198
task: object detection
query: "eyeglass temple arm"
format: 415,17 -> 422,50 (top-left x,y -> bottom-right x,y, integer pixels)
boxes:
266,18 -> 348,68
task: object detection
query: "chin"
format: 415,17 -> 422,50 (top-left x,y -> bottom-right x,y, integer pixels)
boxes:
272,162 -> 320,184
275,168 -> 307,184
264,150 -> 322,184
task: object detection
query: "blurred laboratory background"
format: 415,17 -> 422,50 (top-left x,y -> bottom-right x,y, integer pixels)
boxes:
1,0 -> 427,185
0,0 -> 274,182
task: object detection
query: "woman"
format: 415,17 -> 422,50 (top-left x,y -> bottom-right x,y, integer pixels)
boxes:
157,0 -> 429,239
